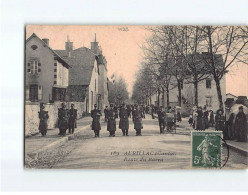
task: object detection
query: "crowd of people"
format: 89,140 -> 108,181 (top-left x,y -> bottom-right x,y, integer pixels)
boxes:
38,102 -> 78,137
37,102 -> 247,142
189,105 -> 247,142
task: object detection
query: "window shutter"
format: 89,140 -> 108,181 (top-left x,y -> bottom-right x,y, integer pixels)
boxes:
38,85 -> 42,100
38,63 -> 41,66
26,85 -> 29,100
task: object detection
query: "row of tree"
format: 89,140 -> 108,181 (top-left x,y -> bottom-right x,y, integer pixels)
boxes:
108,75 -> 129,105
132,26 -> 248,110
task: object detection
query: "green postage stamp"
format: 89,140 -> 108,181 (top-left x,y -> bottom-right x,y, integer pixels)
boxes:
191,131 -> 222,168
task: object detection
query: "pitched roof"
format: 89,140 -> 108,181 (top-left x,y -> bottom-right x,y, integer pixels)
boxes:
26,33 -> 71,69
55,47 -> 97,85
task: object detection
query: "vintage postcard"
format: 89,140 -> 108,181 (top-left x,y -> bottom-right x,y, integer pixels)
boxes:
24,25 -> 248,169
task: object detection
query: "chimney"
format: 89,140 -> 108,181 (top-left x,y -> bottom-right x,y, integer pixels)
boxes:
42,38 -> 49,46
90,33 -> 99,55
65,35 -> 73,52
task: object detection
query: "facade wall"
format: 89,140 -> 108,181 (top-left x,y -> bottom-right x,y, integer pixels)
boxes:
98,64 -> 109,109
56,61 -> 69,87
26,36 -> 69,103
25,101 -> 85,136
87,60 -> 99,112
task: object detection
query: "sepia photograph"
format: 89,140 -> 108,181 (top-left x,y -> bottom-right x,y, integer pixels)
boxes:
24,25 -> 248,169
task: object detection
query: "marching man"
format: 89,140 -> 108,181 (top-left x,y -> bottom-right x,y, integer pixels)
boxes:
68,103 -> 77,134
133,104 -> 143,136
107,103 -> 117,137
119,103 -> 129,136
91,104 -> 101,137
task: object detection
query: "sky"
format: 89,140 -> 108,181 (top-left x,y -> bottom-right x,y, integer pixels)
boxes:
26,25 -> 248,97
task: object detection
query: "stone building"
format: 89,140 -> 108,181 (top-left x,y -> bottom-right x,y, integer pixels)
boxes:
25,33 -> 70,103
150,53 -> 227,112
55,35 -> 109,112
90,35 -> 109,110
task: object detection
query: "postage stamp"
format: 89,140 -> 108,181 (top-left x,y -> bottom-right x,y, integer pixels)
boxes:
191,131 -> 222,168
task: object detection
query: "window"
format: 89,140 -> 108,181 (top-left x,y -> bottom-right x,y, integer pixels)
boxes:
54,75 -> 57,78
38,69 -> 41,72
31,60 -> 38,74
206,96 -> 212,107
206,79 -> 211,89
54,63 -> 57,66
54,81 -> 57,84
54,69 -> 57,72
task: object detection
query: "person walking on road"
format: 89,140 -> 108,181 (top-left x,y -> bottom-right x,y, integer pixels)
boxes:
107,103 -> 117,137
234,106 -> 247,142
58,102 -> 69,136
91,104 -> 101,137
157,106 -> 166,134
133,104 -> 143,136
68,103 -> 77,134
104,106 -> 108,122
38,103 -> 49,136
215,109 -> 225,133
196,106 -> 205,131
119,103 -> 129,136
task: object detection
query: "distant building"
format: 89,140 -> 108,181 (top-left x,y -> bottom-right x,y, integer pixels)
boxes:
25,33 -> 70,103
226,93 -> 238,101
90,35 -> 109,110
150,52 -> 227,112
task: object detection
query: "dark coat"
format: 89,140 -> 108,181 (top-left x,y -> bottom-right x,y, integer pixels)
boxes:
196,110 -> 205,130
133,109 -> 143,130
177,112 -> 182,122
215,114 -> 225,131
58,108 -> 69,131
107,109 -> 116,131
203,110 -> 209,129
91,109 -> 101,131
209,111 -> 214,125
234,112 -> 247,142
119,108 -> 129,130
38,110 -> 49,132
69,109 -> 77,129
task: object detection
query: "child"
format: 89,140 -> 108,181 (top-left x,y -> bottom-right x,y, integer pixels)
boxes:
188,115 -> 193,127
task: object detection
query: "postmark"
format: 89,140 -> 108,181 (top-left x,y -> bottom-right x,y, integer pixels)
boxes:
191,131 -> 222,168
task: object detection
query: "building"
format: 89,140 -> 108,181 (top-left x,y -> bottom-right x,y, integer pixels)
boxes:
90,35 -> 109,110
150,52 -> 227,112
55,35 -> 109,112
226,93 -> 238,101
25,33 -> 70,103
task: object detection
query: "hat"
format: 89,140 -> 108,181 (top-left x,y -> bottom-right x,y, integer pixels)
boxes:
239,106 -> 243,110
94,104 -> 97,107
217,109 -> 223,114
110,103 -> 114,107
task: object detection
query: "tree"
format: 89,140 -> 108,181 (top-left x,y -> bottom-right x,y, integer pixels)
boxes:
142,32 -> 175,107
163,26 -> 211,106
131,64 -> 157,105
198,26 -> 248,109
108,75 -> 129,105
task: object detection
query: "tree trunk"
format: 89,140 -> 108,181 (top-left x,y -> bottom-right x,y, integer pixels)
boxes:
157,88 -> 160,107
162,88 -> 165,107
214,77 -> 224,110
166,86 -> 170,108
177,80 -> 182,106
193,76 -> 198,106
